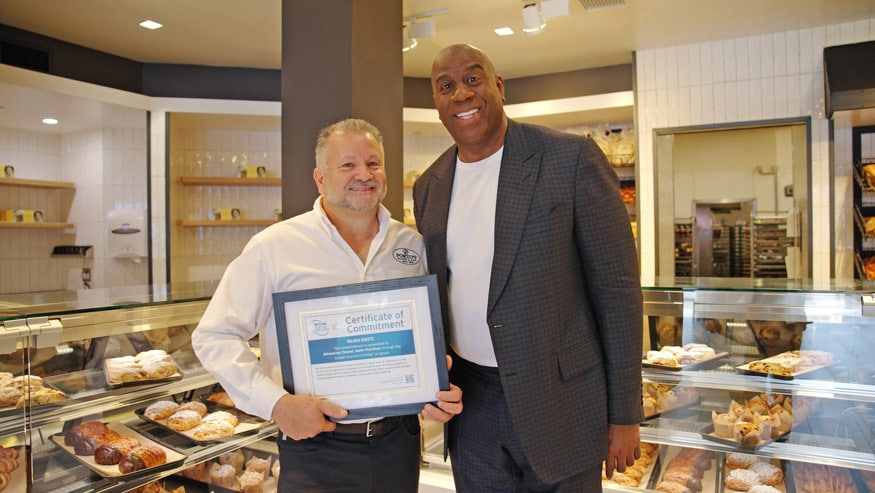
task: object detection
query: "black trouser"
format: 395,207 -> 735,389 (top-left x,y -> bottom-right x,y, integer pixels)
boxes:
277,414 -> 421,493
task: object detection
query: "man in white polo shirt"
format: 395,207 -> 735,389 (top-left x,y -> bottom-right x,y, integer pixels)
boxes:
193,118 -> 462,492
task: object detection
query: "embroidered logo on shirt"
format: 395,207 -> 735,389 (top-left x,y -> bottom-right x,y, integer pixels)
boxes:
393,248 -> 421,265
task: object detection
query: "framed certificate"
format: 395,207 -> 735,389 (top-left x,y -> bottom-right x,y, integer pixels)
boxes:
272,274 -> 448,420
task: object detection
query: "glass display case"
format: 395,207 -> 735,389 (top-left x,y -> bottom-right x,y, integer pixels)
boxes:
632,277 -> 875,492
5,278 -> 875,492
0,282 -> 279,493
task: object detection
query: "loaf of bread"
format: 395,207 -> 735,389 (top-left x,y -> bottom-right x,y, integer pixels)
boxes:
94,435 -> 142,465
118,444 -> 167,474
65,421 -> 108,447
75,428 -> 121,456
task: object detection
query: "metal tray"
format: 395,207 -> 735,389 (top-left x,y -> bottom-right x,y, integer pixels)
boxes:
642,352 -> 729,372
735,361 -> 838,380
135,402 -> 266,444
51,421 -> 186,478
103,357 -> 184,389
699,423 -> 789,451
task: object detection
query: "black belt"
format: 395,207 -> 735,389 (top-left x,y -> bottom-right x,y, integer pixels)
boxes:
332,415 -> 408,438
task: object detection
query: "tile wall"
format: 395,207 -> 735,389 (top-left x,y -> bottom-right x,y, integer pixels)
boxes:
635,16 -> 875,282
0,123 -> 148,295
167,115 -> 282,284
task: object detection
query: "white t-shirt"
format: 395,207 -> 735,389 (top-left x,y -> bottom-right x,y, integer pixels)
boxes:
446,147 -> 503,366
192,198 -> 427,420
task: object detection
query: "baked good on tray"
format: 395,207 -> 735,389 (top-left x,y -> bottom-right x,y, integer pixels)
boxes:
105,350 -> 179,385
118,444 -> 167,474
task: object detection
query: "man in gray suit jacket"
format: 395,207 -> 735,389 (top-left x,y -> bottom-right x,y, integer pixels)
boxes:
413,44 -> 643,492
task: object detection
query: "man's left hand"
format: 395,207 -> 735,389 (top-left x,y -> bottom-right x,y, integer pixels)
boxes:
604,423 -> 640,479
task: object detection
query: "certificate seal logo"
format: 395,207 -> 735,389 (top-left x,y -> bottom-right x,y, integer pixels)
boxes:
311,320 -> 329,337
393,248 -> 421,265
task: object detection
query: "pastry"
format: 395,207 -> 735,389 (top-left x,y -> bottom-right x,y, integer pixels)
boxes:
271,457 -> 280,478
245,455 -> 271,477
220,450 -> 245,474
191,419 -> 235,440
75,429 -> 121,456
166,410 -> 202,431
238,469 -> 265,493
178,401 -> 208,417
748,486 -> 782,493
203,410 -> 238,427
106,361 -> 145,383
144,400 -> 180,420
142,360 -> 177,379
654,481 -> 692,493
16,387 -> 66,407
0,387 -> 22,408
65,421 -> 109,447
726,452 -> 757,469
750,461 -> 783,485
733,421 -> 761,445
207,391 -> 236,408
94,435 -> 142,465
725,468 -> 762,491
180,461 -> 210,482
711,411 -> 736,438
118,444 -> 167,474
210,463 -> 238,488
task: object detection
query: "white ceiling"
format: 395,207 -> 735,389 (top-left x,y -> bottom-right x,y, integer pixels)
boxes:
0,0 -> 873,133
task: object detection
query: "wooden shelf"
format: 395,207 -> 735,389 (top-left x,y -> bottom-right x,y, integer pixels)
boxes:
0,177 -> 75,189
177,219 -> 277,227
0,222 -> 73,230
178,176 -> 281,187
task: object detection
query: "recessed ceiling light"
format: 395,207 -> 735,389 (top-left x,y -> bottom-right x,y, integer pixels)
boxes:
139,20 -> 163,30
42,118 -> 58,125
494,27 -> 515,36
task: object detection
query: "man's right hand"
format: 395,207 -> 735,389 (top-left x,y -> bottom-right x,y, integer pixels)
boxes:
271,393 -> 349,440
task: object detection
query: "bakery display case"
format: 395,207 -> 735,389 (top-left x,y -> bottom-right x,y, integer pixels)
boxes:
636,277 -> 875,492
0,282 -> 279,493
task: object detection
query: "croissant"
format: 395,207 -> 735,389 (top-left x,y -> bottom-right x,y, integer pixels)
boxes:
64,421 -> 108,446
94,435 -> 142,465
118,444 -> 167,473
75,429 -> 120,456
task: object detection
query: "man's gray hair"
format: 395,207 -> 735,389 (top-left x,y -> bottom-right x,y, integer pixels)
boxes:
315,118 -> 384,171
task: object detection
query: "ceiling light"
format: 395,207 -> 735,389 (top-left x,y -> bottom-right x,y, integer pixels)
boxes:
42,118 -> 58,125
409,19 -> 435,39
139,20 -> 163,30
521,4 -> 546,35
541,0 -> 570,18
494,27 -> 515,36
402,25 -> 418,52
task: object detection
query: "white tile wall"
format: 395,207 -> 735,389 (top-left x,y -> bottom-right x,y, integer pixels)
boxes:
0,120 -> 149,295
635,17 -> 875,282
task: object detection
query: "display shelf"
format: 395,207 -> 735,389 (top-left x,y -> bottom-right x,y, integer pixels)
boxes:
177,219 -> 277,227
0,222 -> 73,230
0,177 -> 75,189
178,176 -> 281,187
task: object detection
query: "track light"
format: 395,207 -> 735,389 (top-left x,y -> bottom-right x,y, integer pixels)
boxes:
522,3 -> 546,35
402,25 -> 418,52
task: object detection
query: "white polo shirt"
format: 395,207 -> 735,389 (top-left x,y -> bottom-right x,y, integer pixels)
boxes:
192,198 -> 427,421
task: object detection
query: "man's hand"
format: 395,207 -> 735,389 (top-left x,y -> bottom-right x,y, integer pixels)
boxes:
604,423 -> 640,479
421,355 -> 462,423
271,393 -> 348,440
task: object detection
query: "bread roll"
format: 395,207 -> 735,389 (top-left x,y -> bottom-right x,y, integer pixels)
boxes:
94,436 -> 141,465
118,444 -> 167,474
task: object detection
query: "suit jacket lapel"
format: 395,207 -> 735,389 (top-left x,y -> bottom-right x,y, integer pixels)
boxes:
488,120 -> 540,315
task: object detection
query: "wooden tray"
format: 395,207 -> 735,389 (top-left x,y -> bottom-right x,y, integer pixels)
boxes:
642,352 -> 729,371
51,421 -> 186,478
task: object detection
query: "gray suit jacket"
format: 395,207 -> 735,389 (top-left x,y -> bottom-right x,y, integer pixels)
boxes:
413,119 -> 643,482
